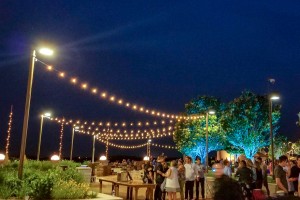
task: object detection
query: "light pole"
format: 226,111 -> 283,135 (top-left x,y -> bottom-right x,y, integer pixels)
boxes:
70,126 -> 79,161
269,93 -> 280,180
147,139 -> 151,157
18,48 -> 53,179
92,135 -> 96,163
37,112 -> 51,161
205,110 -> 215,172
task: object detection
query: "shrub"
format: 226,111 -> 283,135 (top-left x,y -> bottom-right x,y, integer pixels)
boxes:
51,179 -> 89,199
24,170 -> 54,199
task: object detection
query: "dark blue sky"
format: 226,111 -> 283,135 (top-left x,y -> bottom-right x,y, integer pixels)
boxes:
1,1 -> 300,159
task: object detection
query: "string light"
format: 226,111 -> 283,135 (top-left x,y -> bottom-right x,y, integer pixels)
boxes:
78,129 -> 174,140
5,105 -> 13,157
96,138 -> 177,149
58,120 -> 64,158
50,116 -> 175,128
37,60 -> 203,120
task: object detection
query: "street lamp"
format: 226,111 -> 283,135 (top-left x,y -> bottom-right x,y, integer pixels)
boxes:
205,109 -> 215,172
70,126 -> 79,161
37,112 -> 51,161
18,47 -> 54,179
269,93 -> 280,180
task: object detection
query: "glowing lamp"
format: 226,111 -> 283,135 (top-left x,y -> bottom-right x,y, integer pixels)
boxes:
99,155 -> 107,161
0,154 -> 5,161
270,95 -> 280,100
50,154 -> 60,161
143,156 -> 150,161
208,110 -> 215,115
39,48 -> 54,56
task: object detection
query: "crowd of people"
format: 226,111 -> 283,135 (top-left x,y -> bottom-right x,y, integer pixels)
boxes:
140,154 -> 300,200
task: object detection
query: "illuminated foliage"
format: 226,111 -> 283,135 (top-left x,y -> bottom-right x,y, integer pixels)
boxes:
268,135 -> 289,159
174,96 -> 226,162
221,91 -> 281,159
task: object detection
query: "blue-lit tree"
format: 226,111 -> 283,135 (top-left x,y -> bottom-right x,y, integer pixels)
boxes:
174,96 -> 226,162
221,91 -> 281,159
269,135 -> 289,159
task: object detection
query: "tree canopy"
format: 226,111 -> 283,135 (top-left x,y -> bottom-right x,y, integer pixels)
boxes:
174,91 -> 281,160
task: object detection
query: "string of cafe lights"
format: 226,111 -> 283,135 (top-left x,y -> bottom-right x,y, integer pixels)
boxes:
97,138 -> 177,149
58,121 -> 64,158
37,59 -> 201,120
50,116 -> 175,128
77,129 -> 174,140
5,106 -> 13,157
75,125 -> 174,136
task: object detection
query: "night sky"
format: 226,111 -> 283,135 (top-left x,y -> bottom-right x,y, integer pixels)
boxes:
1,1 -> 300,159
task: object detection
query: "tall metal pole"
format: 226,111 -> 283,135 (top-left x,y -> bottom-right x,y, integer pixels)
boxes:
70,127 -> 75,160
18,50 -> 36,179
270,99 -> 275,180
37,115 -> 44,161
105,138 -> 109,158
92,135 -> 95,163
205,112 -> 209,172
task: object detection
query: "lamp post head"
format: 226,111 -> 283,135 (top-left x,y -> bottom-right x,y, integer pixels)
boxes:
43,112 -> 51,118
270,93 -> 280,101
74,126 -> 79,131
38,48 -> 54,56
208,110 -> 215,115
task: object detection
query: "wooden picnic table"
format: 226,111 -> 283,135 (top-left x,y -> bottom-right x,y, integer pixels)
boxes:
98,175 -> 156,200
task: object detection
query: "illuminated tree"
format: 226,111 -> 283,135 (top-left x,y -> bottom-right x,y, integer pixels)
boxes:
268,135 -> 289,159
174,96 -> 226,162
221,91 -> 281,158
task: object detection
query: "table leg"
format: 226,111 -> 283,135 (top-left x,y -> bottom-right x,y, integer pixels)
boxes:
134,187 -> 139,200
115,185 -> 119,196
99,180 -> 102,193
149,187 -> 154,200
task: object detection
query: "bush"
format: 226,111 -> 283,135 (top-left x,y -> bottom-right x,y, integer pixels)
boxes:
0,160 -> 92,199
51,179 -> 89,199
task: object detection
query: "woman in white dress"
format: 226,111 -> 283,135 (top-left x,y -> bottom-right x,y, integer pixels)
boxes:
161,160 -> 180,200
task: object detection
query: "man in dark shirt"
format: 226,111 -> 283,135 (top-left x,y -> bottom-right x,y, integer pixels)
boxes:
275,155 -> 289,194
154,155 -> 165,200
289,155 -> 300,192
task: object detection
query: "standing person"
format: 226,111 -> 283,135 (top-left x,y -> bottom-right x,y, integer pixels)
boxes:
223,160 -> 232,177
235,160 -> 253,199
178,159 -> 185,200
289,155 -> 300,194
195,157 -> 205,200
144,161 -> 154,200
254,160 -> 263,189
213,163 -> 244,200
184,156 -> 196,200
274,155 -> 289,195
159,160 -> 180,200
162,161 -> 169,200
154,155 -> 165,200
257,157 -> 270,196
